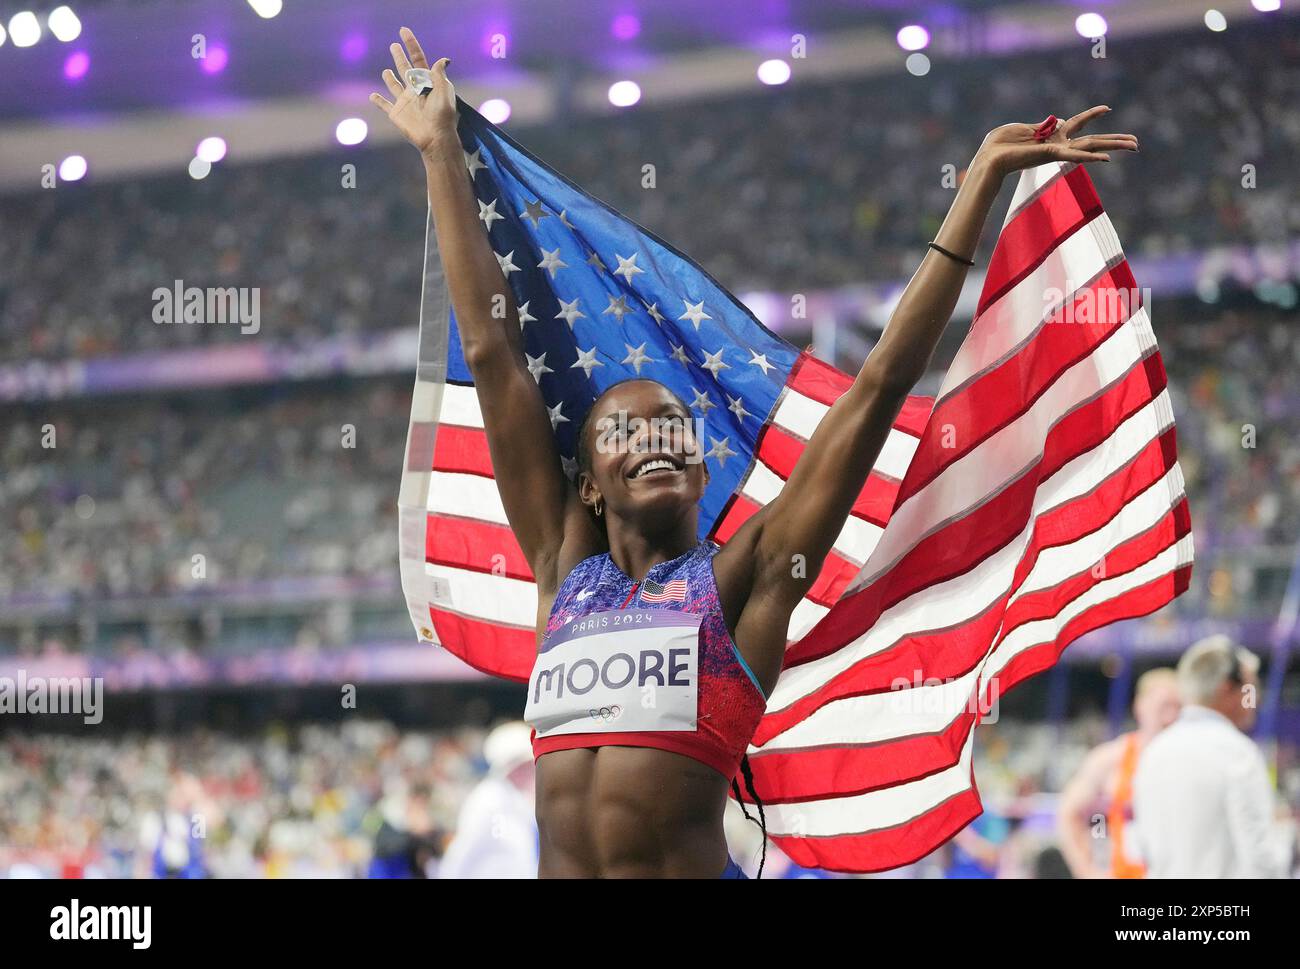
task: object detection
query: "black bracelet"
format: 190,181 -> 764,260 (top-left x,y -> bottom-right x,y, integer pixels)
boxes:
928,242 -> 975,266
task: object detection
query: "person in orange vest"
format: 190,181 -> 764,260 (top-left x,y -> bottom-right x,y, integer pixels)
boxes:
1056,667 -> 1181,878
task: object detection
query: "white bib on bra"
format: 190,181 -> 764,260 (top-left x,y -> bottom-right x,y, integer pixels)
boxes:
525,609 -> 701,738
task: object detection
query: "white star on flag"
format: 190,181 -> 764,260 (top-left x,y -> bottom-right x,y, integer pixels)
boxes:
679,299 -> 712,330
478,198 -> 504,229
747,350 -> 775,375
603,294 -> 631,322
622,342 -> 655,375
555,297 -> 586,328
613,253 -> 645,283
464,147 -> 487,177
538,247 -> 568,278
525,352 -> 553,383
571,346 -> 603,377
546,401 -> 569,430
699,346 -> 729,377
690,387 -> 716,414
705,436 -> 737,467
495,250 -> 520,276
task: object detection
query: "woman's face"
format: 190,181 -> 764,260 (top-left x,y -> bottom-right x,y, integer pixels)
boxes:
579,380 -> 708,525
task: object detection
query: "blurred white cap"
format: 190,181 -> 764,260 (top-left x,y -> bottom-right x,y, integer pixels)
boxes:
483,721 -> 534,773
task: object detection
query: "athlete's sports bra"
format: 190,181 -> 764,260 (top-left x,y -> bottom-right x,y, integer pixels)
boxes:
525,540 -> 768,780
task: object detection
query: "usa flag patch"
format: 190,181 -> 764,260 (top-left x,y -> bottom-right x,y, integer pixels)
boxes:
639,578 -> 688,603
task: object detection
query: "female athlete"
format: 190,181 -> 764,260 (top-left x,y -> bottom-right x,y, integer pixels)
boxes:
371,27 -> 1137,878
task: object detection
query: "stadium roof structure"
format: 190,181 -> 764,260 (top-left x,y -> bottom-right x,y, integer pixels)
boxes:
0,0 -> 1286,188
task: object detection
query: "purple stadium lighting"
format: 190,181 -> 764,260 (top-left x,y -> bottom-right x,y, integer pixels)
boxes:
611,13 -> 641,40
756,59 -> 791,85
340,33 -> 367,63
1075,13 -> 1108,38
196,137 -> 227,164
1251,0 -> 1281,10
63,50 -> 90,81
608,80 -> 641,108
896,25 -> 930,52
479,98 -> 511,124
335,118 -> 368,146
200,45 -> 229,75
59,155 -> 87,182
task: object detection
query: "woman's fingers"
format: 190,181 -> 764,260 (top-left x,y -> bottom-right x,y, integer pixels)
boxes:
1055,146 -> 1111,164
1062,105 -> 1111,136
390,41 -> 414,77
369,92 -> 394,114
401,27 -> 430,69
1072,135 -> 1138,152
381,68 -> 403,98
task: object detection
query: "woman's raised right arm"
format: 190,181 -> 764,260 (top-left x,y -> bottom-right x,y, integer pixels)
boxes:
372,29 -> 591,593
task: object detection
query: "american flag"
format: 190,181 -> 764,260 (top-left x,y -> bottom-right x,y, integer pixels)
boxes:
397,102 -> 1192,872
639,578 -> 689,604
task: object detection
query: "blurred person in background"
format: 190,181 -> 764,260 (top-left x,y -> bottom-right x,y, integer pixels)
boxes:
366,781 -> 444,879
1132,636 -> 1295,878
1056,667 -> 1181,878
138,772 -> 216,879
438,722 -> 538,878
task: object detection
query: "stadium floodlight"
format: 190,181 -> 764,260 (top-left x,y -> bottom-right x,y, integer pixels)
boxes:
9,11 -> 41,47
247,0 -> 283,18
196,137 -> 227,164
188,157 -> 212,180
335,118 -> 368,146
59,155 -> 87,182
479,98 -> 511,124
1205,9 -> 1228,30
608,80 -> 641,107
63,50 -> 89,80
1075,13 -> 1108,38
1251,0 -> 1281,12
757,59 -> 791,85
48,5 -> 81,42
896,25 -> 930,52
905,52 -> 931,76
611,13 -> 640,40
200,45 -> 229,74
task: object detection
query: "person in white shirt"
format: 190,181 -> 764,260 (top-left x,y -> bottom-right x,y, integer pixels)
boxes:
1132,635 -> 1294,878
1056,667 -> 1181,879
439,721 -> 538,878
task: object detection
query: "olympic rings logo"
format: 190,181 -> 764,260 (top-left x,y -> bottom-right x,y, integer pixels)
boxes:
588,705 -> 623,723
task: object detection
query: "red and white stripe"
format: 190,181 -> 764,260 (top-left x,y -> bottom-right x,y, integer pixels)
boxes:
397,161 -> 1191,873
740,162 -> 1191,872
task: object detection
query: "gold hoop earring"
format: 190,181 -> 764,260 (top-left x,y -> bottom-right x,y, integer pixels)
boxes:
594,499 -> 603,517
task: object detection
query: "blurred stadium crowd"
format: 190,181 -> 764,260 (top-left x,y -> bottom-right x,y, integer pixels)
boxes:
13,714 -> 1261,879
0,720 -> 481,878
1,18 -> 1297,361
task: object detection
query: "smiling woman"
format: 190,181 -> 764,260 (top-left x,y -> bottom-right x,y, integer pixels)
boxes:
370,24 -> 1139,878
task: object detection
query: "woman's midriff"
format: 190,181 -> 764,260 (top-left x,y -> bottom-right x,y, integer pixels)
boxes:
535,746 -> 731,877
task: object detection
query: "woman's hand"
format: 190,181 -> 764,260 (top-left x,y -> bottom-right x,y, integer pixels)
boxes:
973,105 -> 1138,179
369,27 -> 458,156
